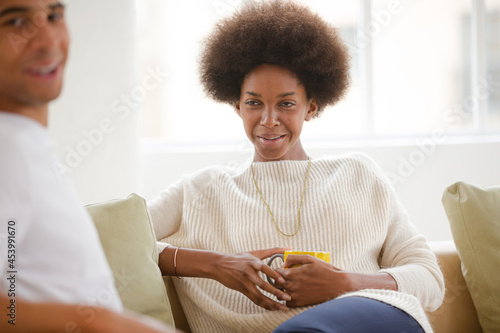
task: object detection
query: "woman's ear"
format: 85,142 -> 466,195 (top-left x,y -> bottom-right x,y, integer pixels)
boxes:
305,99 -> 318,121
235,101 -> 241,116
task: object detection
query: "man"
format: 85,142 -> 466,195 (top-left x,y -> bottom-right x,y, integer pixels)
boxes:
0,1 -> 176,332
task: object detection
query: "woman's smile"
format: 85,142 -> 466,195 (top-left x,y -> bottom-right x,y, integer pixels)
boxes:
257,134 -> 287,146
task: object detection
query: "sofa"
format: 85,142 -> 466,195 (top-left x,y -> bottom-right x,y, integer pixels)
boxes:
422,241 -> 482,333
87,181 -> 498,333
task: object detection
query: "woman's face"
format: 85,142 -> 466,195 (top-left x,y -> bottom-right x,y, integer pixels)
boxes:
236,64 -> 318,162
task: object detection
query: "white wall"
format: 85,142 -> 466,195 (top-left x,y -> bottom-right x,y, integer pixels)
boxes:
141,138 -> 500,242
48,0 -> 141,205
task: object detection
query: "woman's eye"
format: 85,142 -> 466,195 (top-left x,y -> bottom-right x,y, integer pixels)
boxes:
281,102 -> 295,107
245,100 -> 259,106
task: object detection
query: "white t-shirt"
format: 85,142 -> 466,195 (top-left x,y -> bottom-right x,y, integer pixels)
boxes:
0,112 -> 122,311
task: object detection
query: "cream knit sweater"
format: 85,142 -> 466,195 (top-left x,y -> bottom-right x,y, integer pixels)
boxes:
148,153 -> 445,333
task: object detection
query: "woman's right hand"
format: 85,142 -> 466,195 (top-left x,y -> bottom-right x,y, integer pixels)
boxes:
211,247 -> 291,311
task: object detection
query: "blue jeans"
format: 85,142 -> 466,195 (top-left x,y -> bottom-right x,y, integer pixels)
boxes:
273,296 -> 425,333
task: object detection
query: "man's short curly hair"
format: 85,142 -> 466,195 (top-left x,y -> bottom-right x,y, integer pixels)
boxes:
199,0 -> 351,116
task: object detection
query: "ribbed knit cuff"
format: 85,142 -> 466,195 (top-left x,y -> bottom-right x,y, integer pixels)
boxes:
157,241 -> 171,254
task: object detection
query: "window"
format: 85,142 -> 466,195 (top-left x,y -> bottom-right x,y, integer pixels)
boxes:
462,0 -> 500,131
138,0 -> 500,146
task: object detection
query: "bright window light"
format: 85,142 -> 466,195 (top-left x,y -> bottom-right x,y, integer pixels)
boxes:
137,0 -> 500,146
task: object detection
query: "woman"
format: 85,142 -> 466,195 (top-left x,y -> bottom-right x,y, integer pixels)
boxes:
148,1 -> 444,332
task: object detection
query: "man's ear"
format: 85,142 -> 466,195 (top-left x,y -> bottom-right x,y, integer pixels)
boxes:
305,99 -> 318,121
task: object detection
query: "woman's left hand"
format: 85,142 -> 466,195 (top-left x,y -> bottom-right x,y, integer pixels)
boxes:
274,254 -> 350,307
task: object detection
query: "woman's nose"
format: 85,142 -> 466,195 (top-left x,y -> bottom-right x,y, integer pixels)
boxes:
260,107 -> 280,127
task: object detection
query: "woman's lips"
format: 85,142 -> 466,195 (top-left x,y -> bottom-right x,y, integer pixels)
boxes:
257,134 -> 286,146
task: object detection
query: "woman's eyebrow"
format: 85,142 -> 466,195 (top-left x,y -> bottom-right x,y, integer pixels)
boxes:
245,91 -> 261,97
277,92 -> 295,98
244,91 -> 296,98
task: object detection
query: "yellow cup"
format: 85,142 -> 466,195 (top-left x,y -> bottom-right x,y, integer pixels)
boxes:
266,250 -> 331,287
283,250 -> 331,263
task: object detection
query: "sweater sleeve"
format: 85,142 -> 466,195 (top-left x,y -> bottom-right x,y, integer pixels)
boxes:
352,153 -> 445,311
377,179 -> 445,311
147,166 -> 221,251
147,178 -> 185,243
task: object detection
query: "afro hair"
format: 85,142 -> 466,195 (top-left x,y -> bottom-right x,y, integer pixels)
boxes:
199,0 -> 351,116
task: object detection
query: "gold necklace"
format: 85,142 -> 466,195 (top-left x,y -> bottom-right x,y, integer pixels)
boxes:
250,157 -> 311,237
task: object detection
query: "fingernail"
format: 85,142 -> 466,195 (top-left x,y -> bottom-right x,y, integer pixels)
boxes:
280,305 -> 289,311
282,293 -> 291,301
277,277 -> 285,284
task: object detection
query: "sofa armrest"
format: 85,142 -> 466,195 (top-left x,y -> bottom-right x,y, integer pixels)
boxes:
163,277 -> 192,333
426,240 -> 483,333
